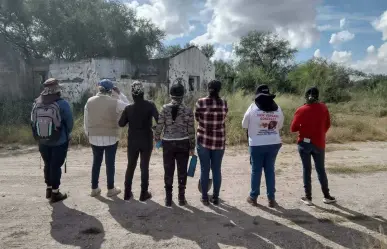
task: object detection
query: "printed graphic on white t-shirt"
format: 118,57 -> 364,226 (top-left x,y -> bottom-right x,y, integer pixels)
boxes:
242,103 -> 284,146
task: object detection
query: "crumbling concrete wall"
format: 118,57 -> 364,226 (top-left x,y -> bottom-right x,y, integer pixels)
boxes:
49,58 -> 164,103
168,47 -> 215,93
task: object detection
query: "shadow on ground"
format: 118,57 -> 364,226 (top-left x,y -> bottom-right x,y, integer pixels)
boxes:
258,203 -> 387,249
50,202 -> 105,249
96,196 -> 333,249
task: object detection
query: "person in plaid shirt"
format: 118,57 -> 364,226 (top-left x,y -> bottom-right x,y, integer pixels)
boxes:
195,80 -> 228,205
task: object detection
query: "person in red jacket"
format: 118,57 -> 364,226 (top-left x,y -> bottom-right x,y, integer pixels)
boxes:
290,87 -> 336,206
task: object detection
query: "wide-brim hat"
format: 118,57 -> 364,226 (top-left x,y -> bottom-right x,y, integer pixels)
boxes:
41,78 -> 62,96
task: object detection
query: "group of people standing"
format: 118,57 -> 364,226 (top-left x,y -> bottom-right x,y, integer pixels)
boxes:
31,77 -> 336,208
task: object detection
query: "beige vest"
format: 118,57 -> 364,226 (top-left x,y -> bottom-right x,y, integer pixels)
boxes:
87,94 -> 119,137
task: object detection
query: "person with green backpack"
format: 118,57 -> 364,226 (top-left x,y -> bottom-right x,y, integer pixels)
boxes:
31,78 -> 74,203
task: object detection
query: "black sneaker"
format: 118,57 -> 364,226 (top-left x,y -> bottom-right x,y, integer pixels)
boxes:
165,193 -> 172,207
201,198 -> 210,206
124,191 -> 133,201
139,191 -> 152,202
46,188 -> 52,199
323,196 -> 337,204
210,197 -> 219,206
51,191 -> 67,203
178,197 -> 187,206
301,197 -> 313,206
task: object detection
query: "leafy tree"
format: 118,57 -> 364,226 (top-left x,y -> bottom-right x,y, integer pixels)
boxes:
213,60 -> 236,91
288,58 -> 352,103
200,44 -> 215,59
0,0 -> 164,63
235,31 -> 297,74
154,44 -> 182,58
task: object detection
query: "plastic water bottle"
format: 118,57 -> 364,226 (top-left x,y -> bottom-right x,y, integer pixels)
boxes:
156,140 -> 162,149
187,155 -> 197,177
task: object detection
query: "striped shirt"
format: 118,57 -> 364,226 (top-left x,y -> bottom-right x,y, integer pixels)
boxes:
194,96 -> 228,150
84,92 -> 130,146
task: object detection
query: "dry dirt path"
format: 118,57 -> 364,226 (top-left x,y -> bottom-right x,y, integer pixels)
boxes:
0,142 -> 387,249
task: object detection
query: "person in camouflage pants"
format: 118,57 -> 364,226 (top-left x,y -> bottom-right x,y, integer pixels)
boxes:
154,78 -> 195,207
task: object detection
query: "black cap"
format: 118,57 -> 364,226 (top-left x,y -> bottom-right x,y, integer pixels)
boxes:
305,87 -> 319,100
170,78 -> 185,97
255,85 -> 275,99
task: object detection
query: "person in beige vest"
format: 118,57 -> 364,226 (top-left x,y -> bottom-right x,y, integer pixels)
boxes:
84,79 -> 130,197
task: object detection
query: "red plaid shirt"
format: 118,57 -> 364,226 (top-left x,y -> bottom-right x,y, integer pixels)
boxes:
195,97 -> 228,150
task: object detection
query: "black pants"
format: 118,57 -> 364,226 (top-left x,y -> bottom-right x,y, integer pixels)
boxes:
125,144 -> 152,193
163,140 -> 190,197
39,142 -> 69,190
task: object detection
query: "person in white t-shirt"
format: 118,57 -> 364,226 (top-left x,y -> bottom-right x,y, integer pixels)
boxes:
242,85 -> 284,208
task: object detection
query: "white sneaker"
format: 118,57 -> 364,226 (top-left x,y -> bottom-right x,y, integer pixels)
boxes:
91,188 -> 101,197
107,187 -> 121,197
301,197 -> 313,206
323,196 -> 337,204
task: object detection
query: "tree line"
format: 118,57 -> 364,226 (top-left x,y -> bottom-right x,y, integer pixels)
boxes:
1,0 -> 386,101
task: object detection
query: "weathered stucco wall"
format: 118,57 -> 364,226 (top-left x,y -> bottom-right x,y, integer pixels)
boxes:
49,58 -> 165,103
0,38 -> 37,101
168,47 -> 215,93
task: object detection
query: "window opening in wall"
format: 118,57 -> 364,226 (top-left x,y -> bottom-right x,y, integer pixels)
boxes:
189,76 -> 199,92
189,77 -> 195,91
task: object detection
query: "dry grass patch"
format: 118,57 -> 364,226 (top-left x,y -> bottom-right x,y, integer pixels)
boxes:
326,164 -> 387,174
325,145 -> 359,153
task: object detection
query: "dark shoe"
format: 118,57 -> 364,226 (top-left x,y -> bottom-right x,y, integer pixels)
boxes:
210,196 -> 219,206
51,191 -> 67,203
301,197 -> 313,206
165,192 -> 172,207
247,196 -> 257,206
139,191 -> 152,202
268,199 -> 277,208
178,196 -> 187,206
124,191 -> 133,201
46,188 -> 52,199
323,196 -> 337,204
201,198 -> 210,206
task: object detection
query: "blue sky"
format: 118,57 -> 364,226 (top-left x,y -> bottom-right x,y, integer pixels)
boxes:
125,0 -> 387,73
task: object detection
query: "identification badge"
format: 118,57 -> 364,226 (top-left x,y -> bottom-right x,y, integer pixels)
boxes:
303,138 -> 311,143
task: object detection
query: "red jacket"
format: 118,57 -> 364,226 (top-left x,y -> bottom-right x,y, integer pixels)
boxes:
290,103 -> 331,149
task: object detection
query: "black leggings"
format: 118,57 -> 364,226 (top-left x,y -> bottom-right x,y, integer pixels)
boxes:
162,140 -> 190,196
125,145 -> 152,193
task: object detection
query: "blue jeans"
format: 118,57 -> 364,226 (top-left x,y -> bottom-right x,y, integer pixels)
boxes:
91,142 -> 118,190
197,143 -> 225,200
249,144 -> 282,201
298,142 -> 330,199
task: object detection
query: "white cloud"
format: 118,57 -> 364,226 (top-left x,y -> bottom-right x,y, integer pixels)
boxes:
331,50 -> 352,64
329,30 -> 355,45
340,18 -> 346,29
211,46 -> 236,62
126,0 -> 198,39
314,49 -> 322,58
317,25 -> 333,31
367,45 -> 376,54
191,0 -> 320,49
372,11 -> 387,40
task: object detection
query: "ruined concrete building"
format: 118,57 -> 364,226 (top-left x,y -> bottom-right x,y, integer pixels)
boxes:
0,44 -> 215,103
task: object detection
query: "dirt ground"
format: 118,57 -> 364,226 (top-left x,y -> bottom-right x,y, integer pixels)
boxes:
0,142 -> 387,249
